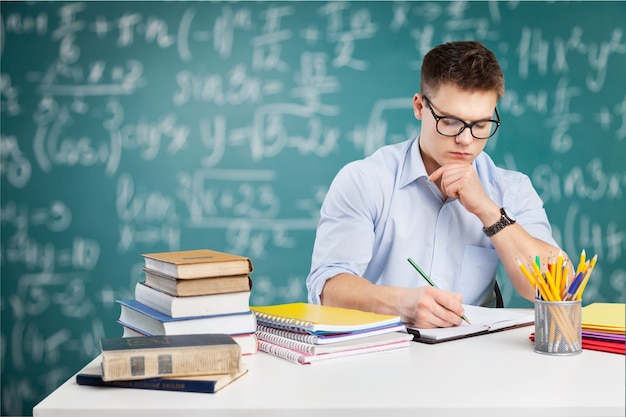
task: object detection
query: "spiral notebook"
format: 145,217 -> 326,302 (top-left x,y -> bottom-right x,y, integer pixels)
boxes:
250,303 -> 403,335
257,334 -> 412,364
256,323 -> 408,345
257,327 -> 413,355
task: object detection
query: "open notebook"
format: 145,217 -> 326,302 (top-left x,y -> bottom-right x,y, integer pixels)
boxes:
407,305 -> 533,344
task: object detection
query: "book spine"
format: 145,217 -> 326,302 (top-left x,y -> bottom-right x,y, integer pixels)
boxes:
101,345 -> 240,381
256,330 -> 315,354
256,325 -> 319,344
257,340 -> 306,364
76,373 -> 219,393
253,313 -> 314,333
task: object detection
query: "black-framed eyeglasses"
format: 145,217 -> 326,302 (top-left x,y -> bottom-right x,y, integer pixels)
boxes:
422,95 -> 501,140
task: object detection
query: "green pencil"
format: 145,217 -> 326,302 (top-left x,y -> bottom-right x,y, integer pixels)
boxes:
407,257 -> 471,325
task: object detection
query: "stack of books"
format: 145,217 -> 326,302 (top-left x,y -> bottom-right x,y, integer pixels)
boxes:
581,303 -> 625,354
250,302 -> 412,364
116,249 -> 258,355
76,334 -> 248,393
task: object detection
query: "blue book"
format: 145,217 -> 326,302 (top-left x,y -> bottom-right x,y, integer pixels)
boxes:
116,299 -> 257,336
76,363 -> 248,393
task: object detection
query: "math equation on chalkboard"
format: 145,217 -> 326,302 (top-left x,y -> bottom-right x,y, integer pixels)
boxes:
1,2 -> 625,415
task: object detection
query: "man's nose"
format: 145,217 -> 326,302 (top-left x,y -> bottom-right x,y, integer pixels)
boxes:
455,127 -> 474,145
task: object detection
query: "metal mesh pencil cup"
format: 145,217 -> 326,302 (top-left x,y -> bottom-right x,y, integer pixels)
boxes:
534,299 -> 582,355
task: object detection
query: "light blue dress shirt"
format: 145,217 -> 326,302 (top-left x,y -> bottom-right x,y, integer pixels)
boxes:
306,137 -> 557,307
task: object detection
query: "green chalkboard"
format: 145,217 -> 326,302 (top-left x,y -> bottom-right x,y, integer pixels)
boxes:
2,1 -> 625,415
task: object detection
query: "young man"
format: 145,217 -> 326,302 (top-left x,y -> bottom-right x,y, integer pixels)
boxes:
306,41 -> 564,329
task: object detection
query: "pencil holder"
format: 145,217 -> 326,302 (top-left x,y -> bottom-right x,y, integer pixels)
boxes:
534,299 -> 582,355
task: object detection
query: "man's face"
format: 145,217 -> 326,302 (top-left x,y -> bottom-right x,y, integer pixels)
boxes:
413,83 -> 499,175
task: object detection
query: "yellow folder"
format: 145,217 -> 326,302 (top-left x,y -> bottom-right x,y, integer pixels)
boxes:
582,303 -> 625,332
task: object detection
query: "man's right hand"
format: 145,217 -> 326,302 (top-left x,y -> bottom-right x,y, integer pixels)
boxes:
398,286 -> 465,328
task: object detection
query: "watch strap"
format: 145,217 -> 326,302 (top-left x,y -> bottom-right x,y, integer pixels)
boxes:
483,208 -> 516,237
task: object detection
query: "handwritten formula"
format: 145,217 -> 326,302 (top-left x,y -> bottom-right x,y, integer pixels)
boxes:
1,2 -> 625,415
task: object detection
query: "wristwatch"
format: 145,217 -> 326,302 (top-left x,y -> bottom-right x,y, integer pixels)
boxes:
483,207 -> 516,237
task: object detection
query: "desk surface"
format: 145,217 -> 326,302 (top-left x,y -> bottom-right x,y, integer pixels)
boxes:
33,325 -> 625,417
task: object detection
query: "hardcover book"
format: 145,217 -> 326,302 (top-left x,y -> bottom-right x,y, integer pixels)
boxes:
143,267 -> 251,297
116,299 -> 257,336
77,363 -> 248,393
142,249 -> 253,279
100,334 -> 241,381
134,282 -> 251,318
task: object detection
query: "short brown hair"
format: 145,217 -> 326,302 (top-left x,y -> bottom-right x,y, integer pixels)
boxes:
420,41 -> 505,98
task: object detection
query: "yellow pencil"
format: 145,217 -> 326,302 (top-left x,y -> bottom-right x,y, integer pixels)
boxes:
560,264 -> 570,298
555,252 -> 564,298
530,261 -> 555,301
575,254 -> 597,300
549,318 -> 557,352
530,262 -> 555,301
517,259 -> 546,299
544,268 -> 561,301
517,259 -> 535,285
575,249 -> 586,275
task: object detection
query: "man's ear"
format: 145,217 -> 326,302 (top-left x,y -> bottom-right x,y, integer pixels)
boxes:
413,93 -> 425,120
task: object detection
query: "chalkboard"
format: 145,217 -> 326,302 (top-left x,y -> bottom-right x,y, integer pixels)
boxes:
2,1 -> 625,415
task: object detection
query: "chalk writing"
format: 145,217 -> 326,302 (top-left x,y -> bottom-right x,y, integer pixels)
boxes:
1,2 -> 625,416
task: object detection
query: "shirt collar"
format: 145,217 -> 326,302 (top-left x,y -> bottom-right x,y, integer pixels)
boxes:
399,136 -> 481,189
399,137 -> 428,188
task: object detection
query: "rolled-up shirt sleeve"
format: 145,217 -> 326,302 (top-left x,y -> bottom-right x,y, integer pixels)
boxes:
306,161 -> 381,304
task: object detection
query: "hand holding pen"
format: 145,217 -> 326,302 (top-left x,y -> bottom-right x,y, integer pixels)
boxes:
407,258 -> 471,325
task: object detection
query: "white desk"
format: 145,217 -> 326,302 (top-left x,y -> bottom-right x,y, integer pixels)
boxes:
33,326 -> 625,417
